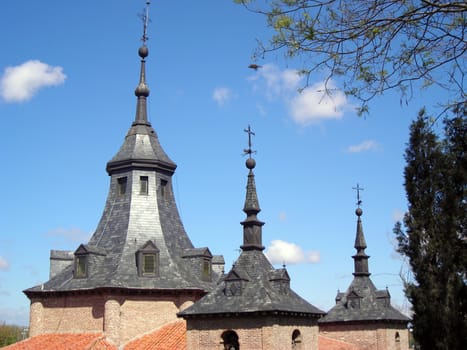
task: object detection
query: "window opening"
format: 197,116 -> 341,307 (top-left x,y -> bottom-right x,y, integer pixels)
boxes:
143,253 -> 156,275
160,179 -> 168,198
117,177 -> 127,195
140,176 -> 148,195
292,329 -> 302,349
222,330 -> 239,350
202,258 -> 211,281
75,255 -> 87,278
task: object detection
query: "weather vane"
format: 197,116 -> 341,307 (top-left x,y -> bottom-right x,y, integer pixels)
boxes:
139,1 -> 151,45
243,125 -> 256,158
353,183 -> 364,208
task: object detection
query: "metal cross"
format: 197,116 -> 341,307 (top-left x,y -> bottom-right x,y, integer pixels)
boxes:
353,183 -> 364,208
243,125 -> 256,158
139,1 -> 151,44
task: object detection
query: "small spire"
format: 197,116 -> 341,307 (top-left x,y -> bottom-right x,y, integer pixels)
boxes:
241,126 -> 264,251
352,184 -> 370,277
134,1 -> 151,126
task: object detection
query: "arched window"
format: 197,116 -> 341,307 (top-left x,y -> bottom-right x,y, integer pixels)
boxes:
292,329 -> 302,349
395,332 -> 401,350
222,330 -> 239,350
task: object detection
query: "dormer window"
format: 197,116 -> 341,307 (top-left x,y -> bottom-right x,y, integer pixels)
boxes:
75,255 -> 87,278
142,253 -> 156,274
202,258 -> 211,281
140,176 -> 148,195
136,241 -> 160,277
73,244 -> 106,279
118,177 -> 127,195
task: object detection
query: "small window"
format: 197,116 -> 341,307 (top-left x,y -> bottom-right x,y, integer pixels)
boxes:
222,330 -> 239,350
292,329 -> 302,349
75,255 -> 87,278
136,241 -> 160,277
202,258 -> 211,281
143,253 -> 156,274
160,179 -> 168,198
118,177 -> 127,195
140,176 -> 148,195
395,332 -> 400,342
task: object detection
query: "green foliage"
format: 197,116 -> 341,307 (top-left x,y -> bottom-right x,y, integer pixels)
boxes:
394,107 -> 467,349
0,323 -> 27,347
235,0 -> 466,116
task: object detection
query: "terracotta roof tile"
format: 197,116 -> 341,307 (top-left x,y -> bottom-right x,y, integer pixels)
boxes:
1,333 -> 117,350
124,320 -> 186,350
319,335 -> 361,350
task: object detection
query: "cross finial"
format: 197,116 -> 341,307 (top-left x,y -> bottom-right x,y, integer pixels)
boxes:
353,183 -> 364,208
139,1 -> 151,45
243,125 -> 256,158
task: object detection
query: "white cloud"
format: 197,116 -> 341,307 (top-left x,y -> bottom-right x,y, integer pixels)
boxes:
212,87 -> 233,106
347,140 -> 380,153
0,60 -> 66,103
265,239 -> 320,265
250,64 -> 300,99
0,256 -> 9,271
289,81 -> 347,125
249,64 -> 350,125
46,227 -> 90,243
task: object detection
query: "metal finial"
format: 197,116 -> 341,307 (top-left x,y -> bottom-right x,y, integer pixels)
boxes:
243,125 -> 256,159
353,183 -> 364,208
139,1 -> 151,45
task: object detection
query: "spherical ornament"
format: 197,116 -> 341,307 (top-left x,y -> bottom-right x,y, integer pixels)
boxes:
138,46 -> 149,58
135,83 -> 150,97
246,158 -> 256,169
355,207 -> 363,217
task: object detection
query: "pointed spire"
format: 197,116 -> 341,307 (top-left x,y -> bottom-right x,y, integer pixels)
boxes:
240,126 -> 264,251
352,184 -> 370,276
134,1 -> 151,126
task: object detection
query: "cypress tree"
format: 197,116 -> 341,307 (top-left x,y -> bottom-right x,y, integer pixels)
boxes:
394,108 -> 467,349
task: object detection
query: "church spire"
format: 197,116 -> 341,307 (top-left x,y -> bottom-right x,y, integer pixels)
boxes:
134,1 -> 150,126
240,125 -> 265,251
352,184 -> 370,276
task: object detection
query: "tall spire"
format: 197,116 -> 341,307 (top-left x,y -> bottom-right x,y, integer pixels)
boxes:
240,125 -> 265,251
134,1 -> 151,126
352,184 -> 370,276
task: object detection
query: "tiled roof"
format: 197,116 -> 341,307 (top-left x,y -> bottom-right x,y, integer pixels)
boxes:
1,333 -> 116,350
124,320 -> 186,350
318,335 -> 361,350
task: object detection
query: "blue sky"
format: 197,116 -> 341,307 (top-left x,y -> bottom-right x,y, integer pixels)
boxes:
0,0 -> 444,326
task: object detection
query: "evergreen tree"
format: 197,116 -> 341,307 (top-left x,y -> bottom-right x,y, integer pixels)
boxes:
394,108 -> 467,349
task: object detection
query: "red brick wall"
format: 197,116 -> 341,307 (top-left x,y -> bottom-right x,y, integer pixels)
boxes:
29,295 -> 104,336
319,322 -> 409,350
28,291 -> 201,347
186,316 -> 319,350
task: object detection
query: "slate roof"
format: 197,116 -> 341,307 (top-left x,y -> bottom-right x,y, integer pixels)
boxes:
24,44 -> 218,298
179,155 -> 324,318
319,208 -> 409,324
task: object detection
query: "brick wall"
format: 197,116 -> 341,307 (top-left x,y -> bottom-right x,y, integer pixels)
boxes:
186,316 -> 319,350
29,294 -> 104,336
28,291 -> 201,347
319,322 -> 409,350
